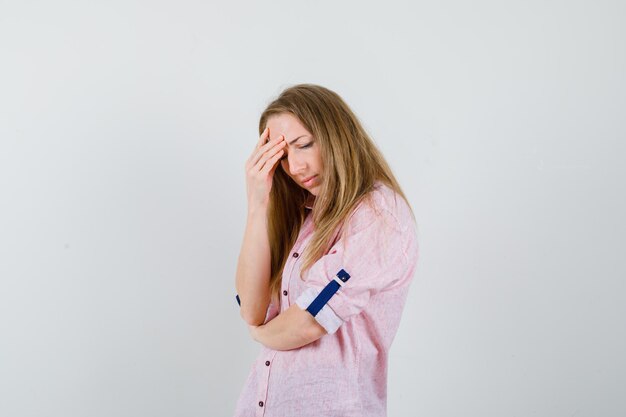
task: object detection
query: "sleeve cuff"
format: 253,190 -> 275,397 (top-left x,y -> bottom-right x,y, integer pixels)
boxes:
295,287 -> 344,335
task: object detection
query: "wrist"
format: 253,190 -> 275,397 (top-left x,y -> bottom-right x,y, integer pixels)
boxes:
247,203 -> 268,218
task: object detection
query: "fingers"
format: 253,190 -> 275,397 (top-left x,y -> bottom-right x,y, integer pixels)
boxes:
249,135 -> 286,169
260,149 -> 285,175
246,127 -> 271,166
253,141 -> 285,173
257,127 -> 270,149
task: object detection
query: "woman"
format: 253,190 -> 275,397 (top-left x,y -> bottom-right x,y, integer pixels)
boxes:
233,84 -> 419,417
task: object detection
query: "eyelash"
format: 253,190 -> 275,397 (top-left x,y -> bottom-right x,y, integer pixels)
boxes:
280,143 -> 312,160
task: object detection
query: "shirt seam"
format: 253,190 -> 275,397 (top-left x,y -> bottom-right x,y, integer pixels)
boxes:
377,204 -> 411,264
355,315 -> 363,415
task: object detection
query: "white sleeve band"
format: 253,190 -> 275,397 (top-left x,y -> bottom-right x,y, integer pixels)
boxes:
295,287 -> 344,335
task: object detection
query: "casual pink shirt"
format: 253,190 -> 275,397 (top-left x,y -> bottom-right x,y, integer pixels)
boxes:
234,182 -> 419,417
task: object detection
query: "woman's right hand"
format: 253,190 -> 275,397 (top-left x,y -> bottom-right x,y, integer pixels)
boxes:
245,127 -> 286,211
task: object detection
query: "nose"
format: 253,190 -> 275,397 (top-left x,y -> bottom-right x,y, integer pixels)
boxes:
286,152 -> 307,175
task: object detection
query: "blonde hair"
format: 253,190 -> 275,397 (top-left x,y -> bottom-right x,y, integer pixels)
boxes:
258,84 -> 413,308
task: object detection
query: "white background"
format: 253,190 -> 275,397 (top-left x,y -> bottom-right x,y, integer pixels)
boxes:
1,1 -> 624,416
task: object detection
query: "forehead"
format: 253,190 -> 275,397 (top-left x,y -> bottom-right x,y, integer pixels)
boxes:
266,113 -> 311,140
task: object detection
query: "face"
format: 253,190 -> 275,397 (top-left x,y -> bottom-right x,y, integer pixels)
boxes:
266,113 -> 323,196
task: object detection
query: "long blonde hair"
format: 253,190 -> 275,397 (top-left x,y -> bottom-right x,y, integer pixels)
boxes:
259,84 -> 412,308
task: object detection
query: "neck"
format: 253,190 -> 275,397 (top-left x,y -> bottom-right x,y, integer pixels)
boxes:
305,193 -> 315,208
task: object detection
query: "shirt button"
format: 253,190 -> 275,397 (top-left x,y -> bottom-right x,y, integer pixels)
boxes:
259,401 -> 264,407
292,252 -> 299,258
283,290 -> 288,296
265,361 -> 270,366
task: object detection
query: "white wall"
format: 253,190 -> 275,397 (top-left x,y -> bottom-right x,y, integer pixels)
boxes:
1,1 -> 624,416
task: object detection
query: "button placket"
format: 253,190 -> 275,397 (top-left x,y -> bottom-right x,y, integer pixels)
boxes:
282,218 -> 313,309
256,350 -> 277,416
285,238 -> 316,309
283,254 -> 298,308
256,216 -> 312,415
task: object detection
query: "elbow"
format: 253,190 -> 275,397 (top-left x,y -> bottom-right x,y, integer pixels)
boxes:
240,307 -> 266,326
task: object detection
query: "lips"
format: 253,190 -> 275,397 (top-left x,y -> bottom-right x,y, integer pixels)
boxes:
301,175 -> 317,186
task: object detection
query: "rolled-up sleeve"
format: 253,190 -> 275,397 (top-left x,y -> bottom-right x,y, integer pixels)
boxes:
295,199 -> 412,330
295,287 -> 344,334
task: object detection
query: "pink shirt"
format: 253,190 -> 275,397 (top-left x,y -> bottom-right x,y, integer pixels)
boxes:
234,182 -> 419,417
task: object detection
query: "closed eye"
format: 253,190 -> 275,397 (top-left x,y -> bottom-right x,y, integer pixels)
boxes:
281,142 -> 312,161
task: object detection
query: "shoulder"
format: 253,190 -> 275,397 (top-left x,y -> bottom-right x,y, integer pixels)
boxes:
347,181 -> 414,234
342,181 -> 418,263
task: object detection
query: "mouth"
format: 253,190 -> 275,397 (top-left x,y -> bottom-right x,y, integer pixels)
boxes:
301,175 -> 317,187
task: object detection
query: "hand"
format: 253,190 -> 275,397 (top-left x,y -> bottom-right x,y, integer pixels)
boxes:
245,127 -> 286,211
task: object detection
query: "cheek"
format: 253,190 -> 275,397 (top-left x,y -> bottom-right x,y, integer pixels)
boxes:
313,149 -> 324,171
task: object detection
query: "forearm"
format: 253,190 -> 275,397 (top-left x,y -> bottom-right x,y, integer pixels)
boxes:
250,305 -> 325,351
236,206 -> 271,325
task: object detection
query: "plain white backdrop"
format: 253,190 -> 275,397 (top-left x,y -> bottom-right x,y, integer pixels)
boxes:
1,1 -> 624,416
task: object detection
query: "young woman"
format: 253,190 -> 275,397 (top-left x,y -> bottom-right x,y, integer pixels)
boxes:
233,84 -> 419,417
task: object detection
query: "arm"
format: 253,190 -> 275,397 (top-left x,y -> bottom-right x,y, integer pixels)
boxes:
235,206 -> 271,326
248,304 -> 327,350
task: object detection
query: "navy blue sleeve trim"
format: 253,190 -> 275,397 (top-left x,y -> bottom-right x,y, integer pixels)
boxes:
236,294 -> 241,306
305,269 -> 350,317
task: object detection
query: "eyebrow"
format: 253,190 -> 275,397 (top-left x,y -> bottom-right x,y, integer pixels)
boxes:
288,135 -> 310,145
